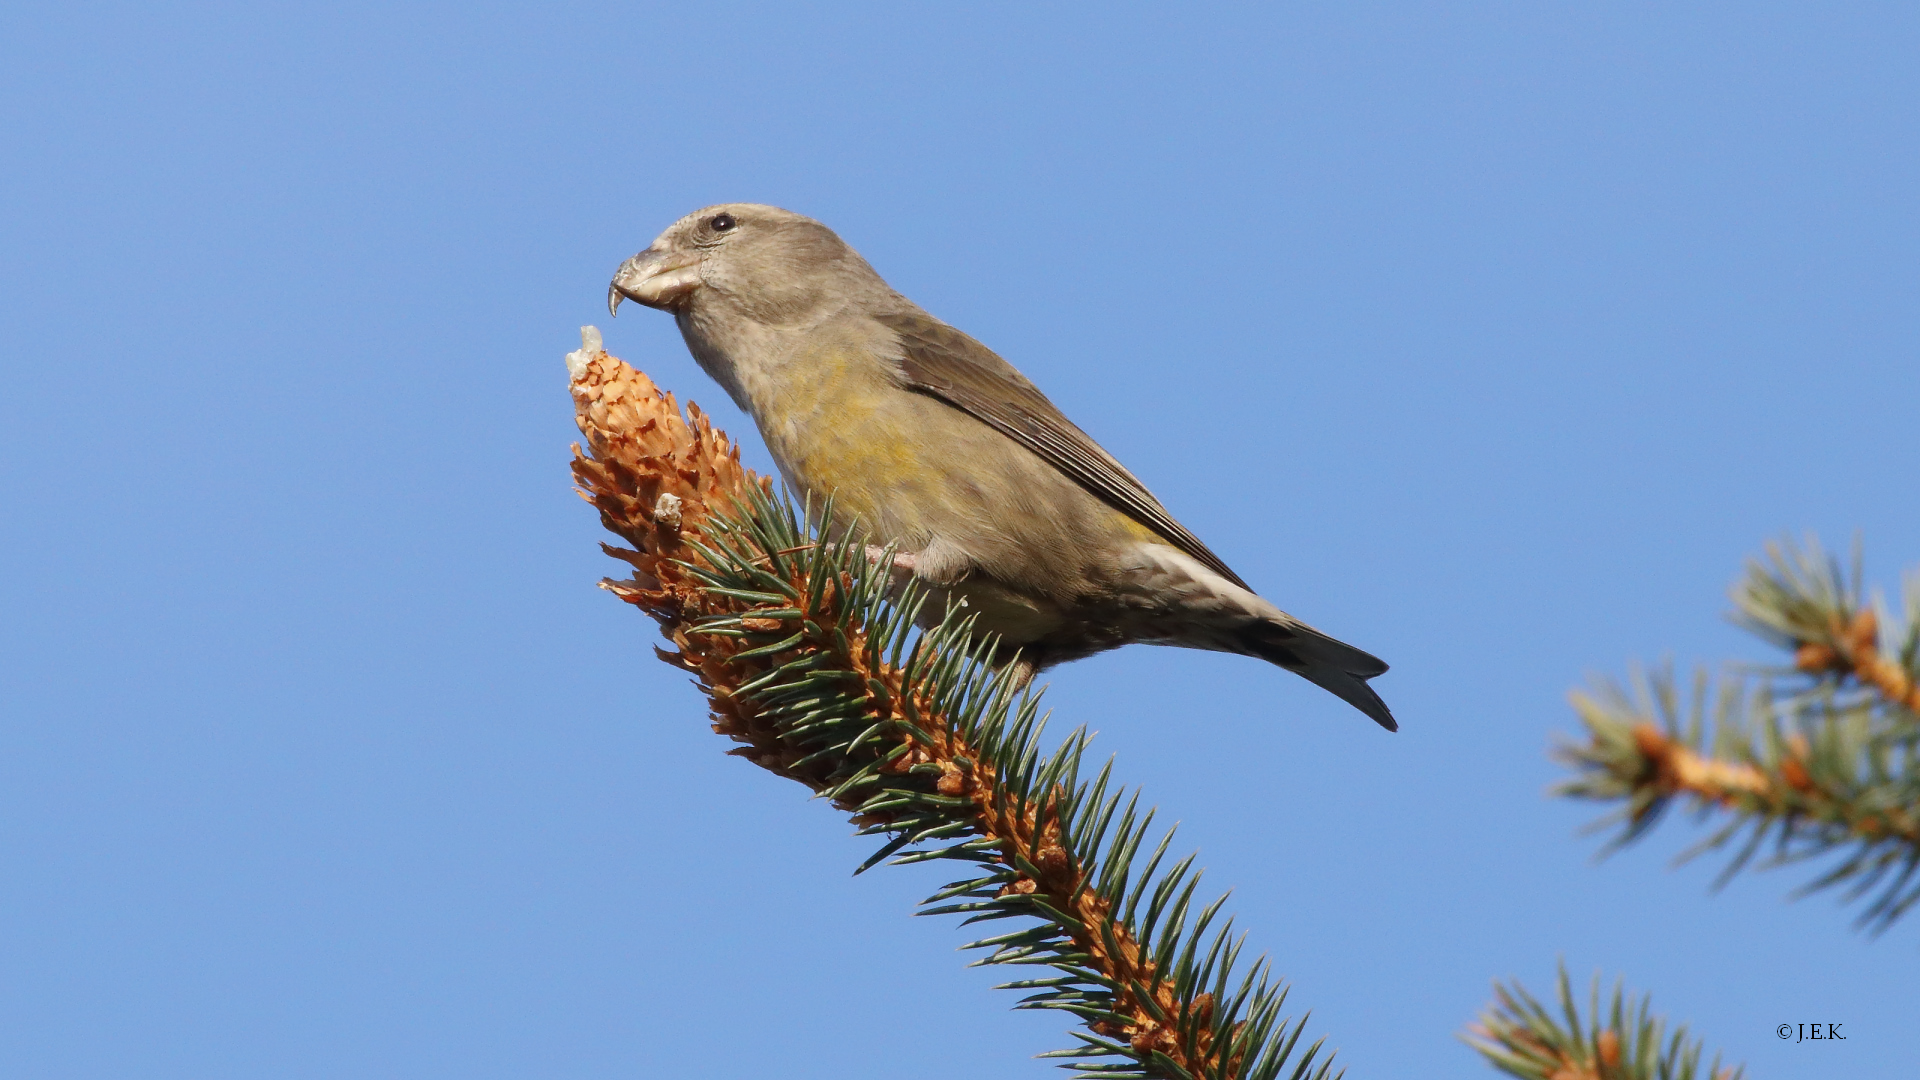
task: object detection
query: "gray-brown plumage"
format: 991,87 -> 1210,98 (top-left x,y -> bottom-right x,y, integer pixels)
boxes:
608,203 -> 1397,730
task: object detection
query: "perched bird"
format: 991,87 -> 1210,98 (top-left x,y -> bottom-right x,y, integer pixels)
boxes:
608,204 -> 1396,730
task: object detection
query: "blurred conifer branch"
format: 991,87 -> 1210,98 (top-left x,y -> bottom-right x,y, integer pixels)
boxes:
565,335 -> 1339,1080
1554,536 -> 1920,931
1463,963 -> 1742,1080
1732,538 -> 1920,715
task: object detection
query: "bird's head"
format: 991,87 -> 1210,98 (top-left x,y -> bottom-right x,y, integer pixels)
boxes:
608,203 -> 880,326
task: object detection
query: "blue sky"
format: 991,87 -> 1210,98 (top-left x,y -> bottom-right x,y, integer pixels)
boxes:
3,3 -> 1916,1077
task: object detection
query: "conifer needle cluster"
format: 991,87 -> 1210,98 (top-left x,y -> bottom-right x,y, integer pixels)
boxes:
1464,965 -> 1742,1080
1555,537 -> 1920,930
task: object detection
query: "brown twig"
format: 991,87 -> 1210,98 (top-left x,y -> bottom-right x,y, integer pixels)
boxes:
1632,721 -> 1920,845
1793,608 -> 1920,715
1589,717 -> 1920,850
1626,724 -> 1771,805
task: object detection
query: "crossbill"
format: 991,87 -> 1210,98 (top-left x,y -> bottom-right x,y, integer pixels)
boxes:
608,204 -> 1395,730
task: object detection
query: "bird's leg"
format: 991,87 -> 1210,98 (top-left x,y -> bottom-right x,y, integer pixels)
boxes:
864,544 -> 918,576
863,544 -> 925,600
860,543 -> 1038,691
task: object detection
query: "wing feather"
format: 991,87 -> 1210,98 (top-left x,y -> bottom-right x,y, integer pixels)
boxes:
876,310 -> 1249,590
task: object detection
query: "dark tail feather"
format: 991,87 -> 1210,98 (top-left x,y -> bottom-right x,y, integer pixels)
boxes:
1239,619 -> 1397,731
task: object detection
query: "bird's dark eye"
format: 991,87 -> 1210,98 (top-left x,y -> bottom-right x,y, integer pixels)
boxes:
709,214 -> 736,232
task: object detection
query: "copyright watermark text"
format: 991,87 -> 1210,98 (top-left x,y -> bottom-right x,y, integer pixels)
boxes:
1778,1023 -> 1845,1043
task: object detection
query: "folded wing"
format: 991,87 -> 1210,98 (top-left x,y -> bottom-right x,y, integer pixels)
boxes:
877,309 -> 1249,590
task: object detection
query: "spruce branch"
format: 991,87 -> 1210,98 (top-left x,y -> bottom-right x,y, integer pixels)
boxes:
1462,963 -> 1742,1080
565,331 -> 1338,1080
1554,537 -> 1920,930
1730,536 -> 1920,717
